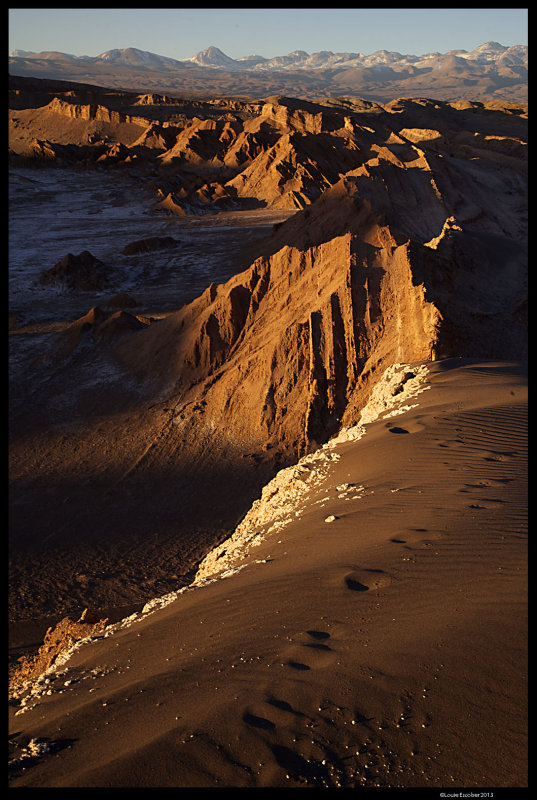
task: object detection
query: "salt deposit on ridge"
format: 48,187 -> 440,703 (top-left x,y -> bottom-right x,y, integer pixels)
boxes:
194,362 -> 430,582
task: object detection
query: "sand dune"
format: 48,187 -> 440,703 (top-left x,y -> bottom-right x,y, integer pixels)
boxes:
8,359 -> 527,787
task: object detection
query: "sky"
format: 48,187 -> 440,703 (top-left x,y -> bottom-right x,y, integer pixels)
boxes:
8,7 -> 528,61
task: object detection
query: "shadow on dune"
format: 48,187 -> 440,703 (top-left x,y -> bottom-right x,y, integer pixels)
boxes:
430,357 -> 528,376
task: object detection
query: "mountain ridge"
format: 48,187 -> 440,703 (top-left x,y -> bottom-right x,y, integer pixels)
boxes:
9,42 -> 527,103
10,41 -> 527,71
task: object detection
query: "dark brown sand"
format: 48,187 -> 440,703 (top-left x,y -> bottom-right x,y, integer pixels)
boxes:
8,359 -> 527,788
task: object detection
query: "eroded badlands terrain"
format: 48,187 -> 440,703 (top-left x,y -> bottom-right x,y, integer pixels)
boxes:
9,77 -> 527,668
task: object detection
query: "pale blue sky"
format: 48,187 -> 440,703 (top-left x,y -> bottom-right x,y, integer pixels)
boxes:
8,7 -> 528,61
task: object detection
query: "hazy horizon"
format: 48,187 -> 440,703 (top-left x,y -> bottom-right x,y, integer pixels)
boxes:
8,7 -> 528,62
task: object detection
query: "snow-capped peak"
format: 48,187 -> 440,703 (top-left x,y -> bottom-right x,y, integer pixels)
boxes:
186,46 -> 239,68
9,49 -> 37,58
237,53 -> 268,62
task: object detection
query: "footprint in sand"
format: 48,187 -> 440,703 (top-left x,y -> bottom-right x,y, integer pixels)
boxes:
241,693 -> 310,734
482,450 -> 517,462
266,696 -> 301,715
463,478 -> 513,488
271,743 -> 337,784
283,630 -> 337,670
306,630 -> 331,641
389,528 -> 442,549
467,498 -> 507,509
285,646 -> 336,671
458,481 -> 510,504
242,712 -> 276,730
385,420 -> 426,434
345,575 -> 370,592
344,568 -> 392,592
287,661 -> 312,671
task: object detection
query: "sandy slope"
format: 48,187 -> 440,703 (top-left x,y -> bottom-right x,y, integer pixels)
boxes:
8,358 -> 527,788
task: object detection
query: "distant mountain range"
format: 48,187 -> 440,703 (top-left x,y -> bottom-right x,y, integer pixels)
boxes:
186,41 -> 528,71
8,42 -> 528,102
10,41 -> 528,71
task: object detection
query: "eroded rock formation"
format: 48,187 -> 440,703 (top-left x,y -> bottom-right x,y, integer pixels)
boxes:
38,250 -> 110,291
111,133 -> 526,457
9,610 -> 108,693
31,91 -> 525,463
9,86 -> 527,214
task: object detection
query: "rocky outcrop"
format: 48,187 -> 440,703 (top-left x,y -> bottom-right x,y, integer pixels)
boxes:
38,250 -> 109,291
130,122 -> 179,151
29,138 -> 57,159
152,99 -> 371,211
57,306 -> 151,359
95,141 -> 132,164
9,609 -> 108,694
223,129 -> 364,210
160,233 -> 436,455
46,96 -> 149,128
134,93 -> 177,105
259,96 -> 349,134
157,117 -> 244,166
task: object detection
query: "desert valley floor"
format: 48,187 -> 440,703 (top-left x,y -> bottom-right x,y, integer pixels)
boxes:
8,77 -> 527,789
9,163 -> 292,639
